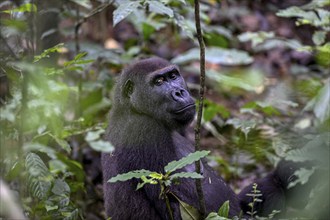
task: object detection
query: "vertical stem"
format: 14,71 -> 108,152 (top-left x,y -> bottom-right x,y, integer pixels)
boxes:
194,0 -> 206,218
74,5 -> 82,117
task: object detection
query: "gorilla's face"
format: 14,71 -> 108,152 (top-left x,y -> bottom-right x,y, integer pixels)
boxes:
128,64 -> 195,129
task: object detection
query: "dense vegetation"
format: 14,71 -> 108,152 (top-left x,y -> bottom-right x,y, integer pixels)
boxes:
0,0 -> 329,219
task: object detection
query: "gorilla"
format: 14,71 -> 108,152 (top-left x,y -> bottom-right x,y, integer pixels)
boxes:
101,57 -> 312,219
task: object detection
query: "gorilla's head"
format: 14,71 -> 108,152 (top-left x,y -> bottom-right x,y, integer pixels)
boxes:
114,57 -> 195,129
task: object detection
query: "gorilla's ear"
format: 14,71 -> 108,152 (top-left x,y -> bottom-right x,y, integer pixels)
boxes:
123,79 -> 134,97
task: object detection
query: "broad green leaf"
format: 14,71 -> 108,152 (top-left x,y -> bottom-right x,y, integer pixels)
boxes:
113,1 -> 140,26
206,71 -> 255,92
24,142 -> 57,159
25,153 -> 52,199
52,179 -> 70,195
85,129 -> 105,142
172,47 -> 253,65
276,6 -> 305,18
148,1 -> 173,17
49,159 -> 67,174
88,140 -> 114,153
63,208 -> 79,220
304,80 -> 330,122
3,3 -> 37,13
108,170 -> 153,183
238,31 -> 275,47
173,13 -> 194,39
172,194 -> 201,220
49,134 -> 71,153
164,150 -> 210,173
217,201 -> 230,217
313,31 -> 326,46
170,172 -> 203,180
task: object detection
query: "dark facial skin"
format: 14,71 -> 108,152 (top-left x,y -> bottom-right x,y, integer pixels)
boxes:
129,65 -> 195,129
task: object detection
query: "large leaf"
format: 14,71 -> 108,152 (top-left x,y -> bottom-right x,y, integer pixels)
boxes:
170,172 -> 203,180
25,153 -> 52,199
304,80 -> 330,122
108,169 -> 153,183
169,192 -> 201,220
217,201 -> 230,217
172,47 -> 253,66
148,1 -> 173,17
164,150 -> 210,173
113,1 -> 141,26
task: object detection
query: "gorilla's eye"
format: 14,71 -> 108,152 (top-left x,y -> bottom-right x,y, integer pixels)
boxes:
155,76 -> 165,86
169,71 -> 177,79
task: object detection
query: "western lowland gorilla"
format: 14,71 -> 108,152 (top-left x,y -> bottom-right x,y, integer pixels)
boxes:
101,57 -> 311,219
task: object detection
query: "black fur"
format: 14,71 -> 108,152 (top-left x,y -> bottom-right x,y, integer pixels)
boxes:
101,57 -> 313,219
101,57 -> 241,220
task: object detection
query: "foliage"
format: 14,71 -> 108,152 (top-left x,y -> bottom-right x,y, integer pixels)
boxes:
0,0 -> 329,219
109,151 -> 209,219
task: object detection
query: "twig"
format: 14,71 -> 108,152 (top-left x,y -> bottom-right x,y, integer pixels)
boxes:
194,0 -> 207,218
74,2 -> 112,53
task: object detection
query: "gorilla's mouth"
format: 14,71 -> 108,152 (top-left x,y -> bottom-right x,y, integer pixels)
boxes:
173,103 -> 195,114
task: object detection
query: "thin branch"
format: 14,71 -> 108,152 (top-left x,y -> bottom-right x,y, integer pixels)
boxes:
194,0 -> 207,218
74,2 -> 112,53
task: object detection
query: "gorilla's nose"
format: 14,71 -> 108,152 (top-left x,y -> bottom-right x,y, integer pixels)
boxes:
171,89 -> 188,101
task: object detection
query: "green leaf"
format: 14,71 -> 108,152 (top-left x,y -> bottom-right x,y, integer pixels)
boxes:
164,150 -> 210,173
226,118 -> 257,137
217,201 -> 230,217
304,80 -> 330,122
49,134 -> 71,153
52,179 -> 70,196
172,47 -> 253,66
170,172 -> 203,180
33,43 -> 64,63
113,1 -> 141,26
149,172 -> 163,179
313,31 -> 326,45
3,3 -> 37,13
276,6 -> 305,18
108,170 -> 153,183
206,71 -> 255,91
85,129 -> 104,142
205,212 -> 231,220
204,100 -> 230,121
25,153 -> 52,199
238,31 -> 275,47
88,140 -> 114,153
180,201 -> 200,220
173,13 -> 194,39
148,1 -> 173,17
